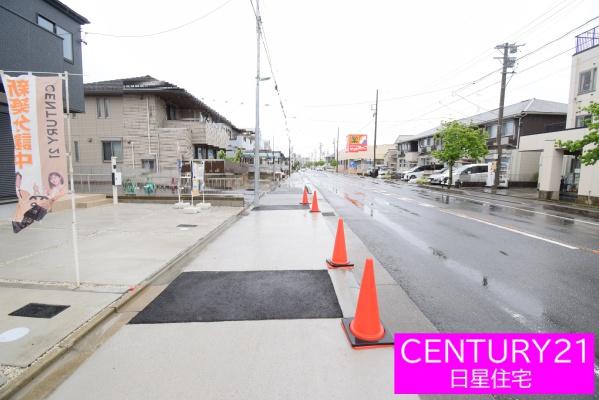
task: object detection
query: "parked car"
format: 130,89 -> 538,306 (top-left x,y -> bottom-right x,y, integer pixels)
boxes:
378,168 -> 392,179
403,164 -> 444,181
428,167 -> 450,184
398,166 -> 418,180
442,163 -> 488,188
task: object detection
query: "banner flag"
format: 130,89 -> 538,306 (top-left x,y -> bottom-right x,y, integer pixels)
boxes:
1,74 -> 68,233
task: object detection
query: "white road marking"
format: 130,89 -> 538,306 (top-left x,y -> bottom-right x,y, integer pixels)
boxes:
443,192 -> 599,227
440,209 -> 579,250
418,202 -> 435,208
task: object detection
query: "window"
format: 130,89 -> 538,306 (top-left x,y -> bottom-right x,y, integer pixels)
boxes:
575,114 -> 592,128
103,97 -> 109,118
141,159 -> 155,171
488,120 -> 514,138
74,141 -> 79,162
37,15 -> 73,62
37,15 -> 54,32
55,26 -> 73,62
166,104 -> 177,120
102,140 -> 122,162
578,68 -> 596,94
96,97 -> 109,118
579,69 -> 597,94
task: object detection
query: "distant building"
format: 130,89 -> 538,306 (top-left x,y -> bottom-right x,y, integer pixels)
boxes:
395,98 -> 568,186
227,130 -> 255,158
338,144 -> 396,173
0,0 -> 89,200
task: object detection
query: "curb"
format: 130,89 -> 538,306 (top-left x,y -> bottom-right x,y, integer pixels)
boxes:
0,202 -> 251,400
417,183 -> 599,220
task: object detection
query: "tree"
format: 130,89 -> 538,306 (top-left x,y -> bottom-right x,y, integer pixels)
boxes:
432,121 -> 488,188
557,102 -> 599,166
330,159 -> 338,167
233,148 -> 243,163
217,149 -> 227,160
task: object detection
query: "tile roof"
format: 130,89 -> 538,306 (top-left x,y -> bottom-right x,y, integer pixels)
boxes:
84,76 -> 241,131
395,98 -> 567,144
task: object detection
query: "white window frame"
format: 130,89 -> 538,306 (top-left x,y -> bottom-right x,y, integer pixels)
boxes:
578,68 -> 597,94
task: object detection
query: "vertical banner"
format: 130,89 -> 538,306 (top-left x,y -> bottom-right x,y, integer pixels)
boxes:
346,134 -> 368,152
191,159 -> 205,196
2,74 -> 68,233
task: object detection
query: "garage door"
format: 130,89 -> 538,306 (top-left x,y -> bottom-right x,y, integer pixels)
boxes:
0,111 -> 16,200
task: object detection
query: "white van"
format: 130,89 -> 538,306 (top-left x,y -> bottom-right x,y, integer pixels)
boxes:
452,163 -> 488,188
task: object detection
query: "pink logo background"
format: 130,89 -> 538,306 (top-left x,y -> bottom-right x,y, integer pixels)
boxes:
394,333 -> 595,395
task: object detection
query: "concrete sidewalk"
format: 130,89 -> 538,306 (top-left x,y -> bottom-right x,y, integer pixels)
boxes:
43,174 -> 435,399
0,201 -> 242,390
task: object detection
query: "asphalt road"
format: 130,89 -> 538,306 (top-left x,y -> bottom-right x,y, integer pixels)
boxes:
306,171 -> 599,380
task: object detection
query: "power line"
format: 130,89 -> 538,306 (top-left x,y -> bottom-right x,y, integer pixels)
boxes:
249,0 -> 291,139
517,15 -> 599,61
85,0 -> 236,38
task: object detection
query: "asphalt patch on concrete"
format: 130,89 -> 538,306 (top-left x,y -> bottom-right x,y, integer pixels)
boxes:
130,270 -> 342,324
9,303 -> 70,319
252,205 -> 309,211
176,224 -> 198,228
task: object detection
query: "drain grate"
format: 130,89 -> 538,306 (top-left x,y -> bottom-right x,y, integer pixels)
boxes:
177,224 -> 198,228
9,303 -> 69,319
321,211 -> 336,216
252,205 -> 309,211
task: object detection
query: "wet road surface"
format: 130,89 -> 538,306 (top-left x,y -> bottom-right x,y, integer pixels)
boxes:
306,171 -> 599,392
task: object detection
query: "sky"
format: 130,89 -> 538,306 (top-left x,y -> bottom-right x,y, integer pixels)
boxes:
64,0 -> 597,159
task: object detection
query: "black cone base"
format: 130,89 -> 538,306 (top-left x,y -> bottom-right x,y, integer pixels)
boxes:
341,318 -> 394,349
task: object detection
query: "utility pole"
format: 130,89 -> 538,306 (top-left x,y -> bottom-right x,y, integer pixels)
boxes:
288,136 -> 291,176
319,142 -> 322,162
372,89 -> 379,173
253,0 -> 261,205
272,135 -> 275,181
492,42 -> 520,191
336,127 -> 339,173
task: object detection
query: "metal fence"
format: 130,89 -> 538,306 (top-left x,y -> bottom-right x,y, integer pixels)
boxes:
73,173 -> 246,195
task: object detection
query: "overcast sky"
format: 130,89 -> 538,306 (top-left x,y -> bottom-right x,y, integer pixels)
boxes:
64,0 -> 597,158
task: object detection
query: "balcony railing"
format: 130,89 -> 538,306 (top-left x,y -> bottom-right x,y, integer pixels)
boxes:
575,26 -> 599,54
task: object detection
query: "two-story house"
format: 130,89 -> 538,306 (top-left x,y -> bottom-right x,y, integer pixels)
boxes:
395,98 -> 568,186
70,76 -> 242,181
519,26 -> 599,204
227,129 -> 255,158
0,0 -> 89,200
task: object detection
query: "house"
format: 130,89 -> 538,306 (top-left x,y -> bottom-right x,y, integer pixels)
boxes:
70,76 -> 243,179
338,144 -> 396,173
519,26 -> 599,204
227,129 -> 255,158
383,148 -> 398,170
242,149 -> 288,177
0,0 -> 89,200
395,98 -> 568,186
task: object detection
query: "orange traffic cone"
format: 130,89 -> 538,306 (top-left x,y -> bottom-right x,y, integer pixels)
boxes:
310,190 -> 320,213
300,186 -> 310,205
326,218 -> 354,269
342,258 -> 393,348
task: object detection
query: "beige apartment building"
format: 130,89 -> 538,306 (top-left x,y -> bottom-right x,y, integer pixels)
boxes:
70,76 -> 241,177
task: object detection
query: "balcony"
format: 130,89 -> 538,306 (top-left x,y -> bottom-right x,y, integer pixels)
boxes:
575,26 -> 599,54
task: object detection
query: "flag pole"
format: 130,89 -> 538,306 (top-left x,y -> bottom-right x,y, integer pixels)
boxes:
63,71 -> 81,288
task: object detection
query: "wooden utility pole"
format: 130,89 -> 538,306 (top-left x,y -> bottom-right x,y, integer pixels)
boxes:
492,43 -> 509,191
336,127 -> 339,173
